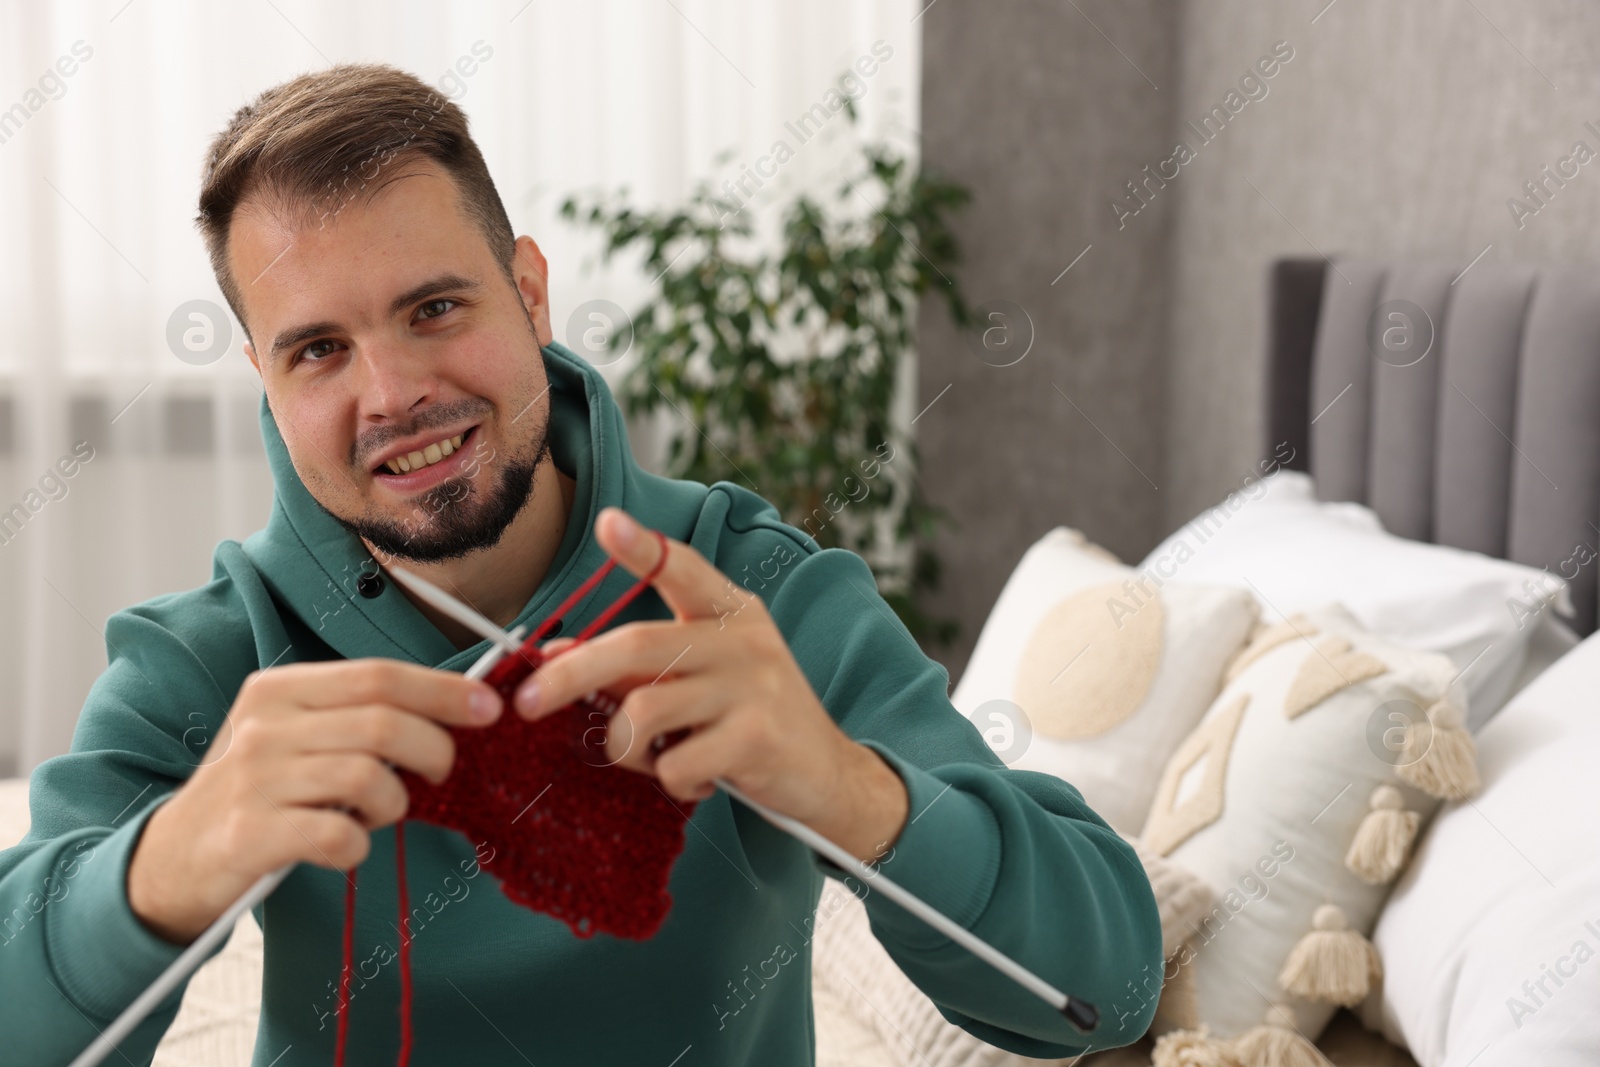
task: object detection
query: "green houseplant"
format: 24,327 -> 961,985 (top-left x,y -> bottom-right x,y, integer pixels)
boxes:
559,102 -> 972,645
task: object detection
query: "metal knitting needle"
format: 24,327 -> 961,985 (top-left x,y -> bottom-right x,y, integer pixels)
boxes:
465,623 -> 525,679
714,778 -> 1098,1032
69,864 -> 293,1067
388,567 -> 525,677
392,566 -> 1100,1033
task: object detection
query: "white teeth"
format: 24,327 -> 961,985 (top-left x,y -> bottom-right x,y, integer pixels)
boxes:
380,430 -> 470,476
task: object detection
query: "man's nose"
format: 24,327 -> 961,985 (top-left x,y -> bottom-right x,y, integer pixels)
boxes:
354,338 -> 440,422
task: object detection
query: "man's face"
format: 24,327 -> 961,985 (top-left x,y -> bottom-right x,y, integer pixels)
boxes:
234,160 -> 556,563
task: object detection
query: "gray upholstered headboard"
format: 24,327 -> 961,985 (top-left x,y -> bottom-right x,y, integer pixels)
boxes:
1264,256 -> 1600,636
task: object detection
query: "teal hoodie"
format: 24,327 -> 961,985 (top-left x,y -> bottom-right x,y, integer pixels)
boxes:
0,341 -> 1161,1066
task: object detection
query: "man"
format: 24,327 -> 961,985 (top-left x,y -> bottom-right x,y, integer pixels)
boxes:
0,63 -> 1160,1065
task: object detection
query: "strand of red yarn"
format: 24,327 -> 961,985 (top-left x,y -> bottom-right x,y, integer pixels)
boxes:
334,869 -> 356,1065
333,530 -> 669,1065
395,820 -> 413,1067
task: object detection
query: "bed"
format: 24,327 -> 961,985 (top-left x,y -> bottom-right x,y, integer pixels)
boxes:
854,252 -> 1600,1067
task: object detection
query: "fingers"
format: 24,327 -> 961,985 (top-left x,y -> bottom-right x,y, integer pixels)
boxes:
593,507 -> 758,623
265,753 -> 411,829
277,807 -> 371,871
540,636 -> 578,656
651,716 -> 744,803
248,658 -> 502,727
302,704 -> 458,784
517,619 -> 721,719
159,659 -> 498,925
604,675 -> 733,773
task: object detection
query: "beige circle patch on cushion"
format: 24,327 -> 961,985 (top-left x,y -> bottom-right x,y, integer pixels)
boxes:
1013,582 -> 1165,741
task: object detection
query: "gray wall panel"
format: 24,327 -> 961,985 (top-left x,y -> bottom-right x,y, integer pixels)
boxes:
917,0 -> 1176,678
1366,262 -> 1457,541
1435,265 -> 1536,558
1308,259 -> 1387,504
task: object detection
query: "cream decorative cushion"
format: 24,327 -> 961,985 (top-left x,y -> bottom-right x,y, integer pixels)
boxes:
1122,834 -> 1216,962
151,915 -> 263,1067
815,978 -> 902,1067
1140,604 -> 1476,1048
950,527 -> 1260,834
812,882 -> 1061,1067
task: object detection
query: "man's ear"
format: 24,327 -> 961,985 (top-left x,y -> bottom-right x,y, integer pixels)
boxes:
514,235 -> 553,347
243,340 -> 268,409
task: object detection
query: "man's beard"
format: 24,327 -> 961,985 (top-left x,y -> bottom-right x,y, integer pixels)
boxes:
331,417 -> 552,565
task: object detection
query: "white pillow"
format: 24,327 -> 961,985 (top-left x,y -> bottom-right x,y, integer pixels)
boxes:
1363,630 -> 1600,1067
951,528 -> 1259,834
1142,604 -> 1464,1044
1502,611 -> 1580,700
1137,471 -> 1572,730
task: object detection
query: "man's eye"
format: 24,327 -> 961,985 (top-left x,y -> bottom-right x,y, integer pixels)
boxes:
418,298 -> 457,320
298,339 -> 339,363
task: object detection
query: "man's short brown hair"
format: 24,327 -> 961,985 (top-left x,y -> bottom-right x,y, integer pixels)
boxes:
195,62 -> 516,340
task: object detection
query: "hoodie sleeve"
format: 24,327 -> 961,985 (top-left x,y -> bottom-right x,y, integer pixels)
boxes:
765,542 -> 1164,1057
0,597 -> 248,1066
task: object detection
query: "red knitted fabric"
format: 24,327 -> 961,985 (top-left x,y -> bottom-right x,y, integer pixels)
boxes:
334,531 -> 694,1065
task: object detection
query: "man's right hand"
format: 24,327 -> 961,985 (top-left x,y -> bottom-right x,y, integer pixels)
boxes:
127,659 -> 503,945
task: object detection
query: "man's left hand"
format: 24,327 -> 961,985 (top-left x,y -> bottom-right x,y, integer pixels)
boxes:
514,507 -> 909,864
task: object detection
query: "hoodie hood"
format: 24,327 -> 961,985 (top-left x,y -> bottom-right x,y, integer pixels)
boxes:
240,340 -> 704,672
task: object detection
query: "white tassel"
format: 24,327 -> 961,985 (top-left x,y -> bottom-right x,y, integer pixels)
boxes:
1151,1025 -> 1242,1067
1343,785 -> 1420,884
1277,904 -> 1382,1006
1228,1005 -> 1329,1067
1397,699 -> 1480,799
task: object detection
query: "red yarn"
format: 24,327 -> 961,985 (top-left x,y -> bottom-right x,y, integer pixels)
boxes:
335,529 -> 694,1063
394,820 -> 412,1067
334,869 -> 356,1066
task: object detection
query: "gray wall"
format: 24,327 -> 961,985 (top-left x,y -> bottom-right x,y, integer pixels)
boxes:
916,0 -> 1176,679
918,0 -> 1600,680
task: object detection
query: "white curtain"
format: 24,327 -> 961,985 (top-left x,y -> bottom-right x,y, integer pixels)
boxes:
0,0 -> 923,773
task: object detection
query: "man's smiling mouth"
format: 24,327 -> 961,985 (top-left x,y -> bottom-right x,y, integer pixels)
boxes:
372,425 -> 479,476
